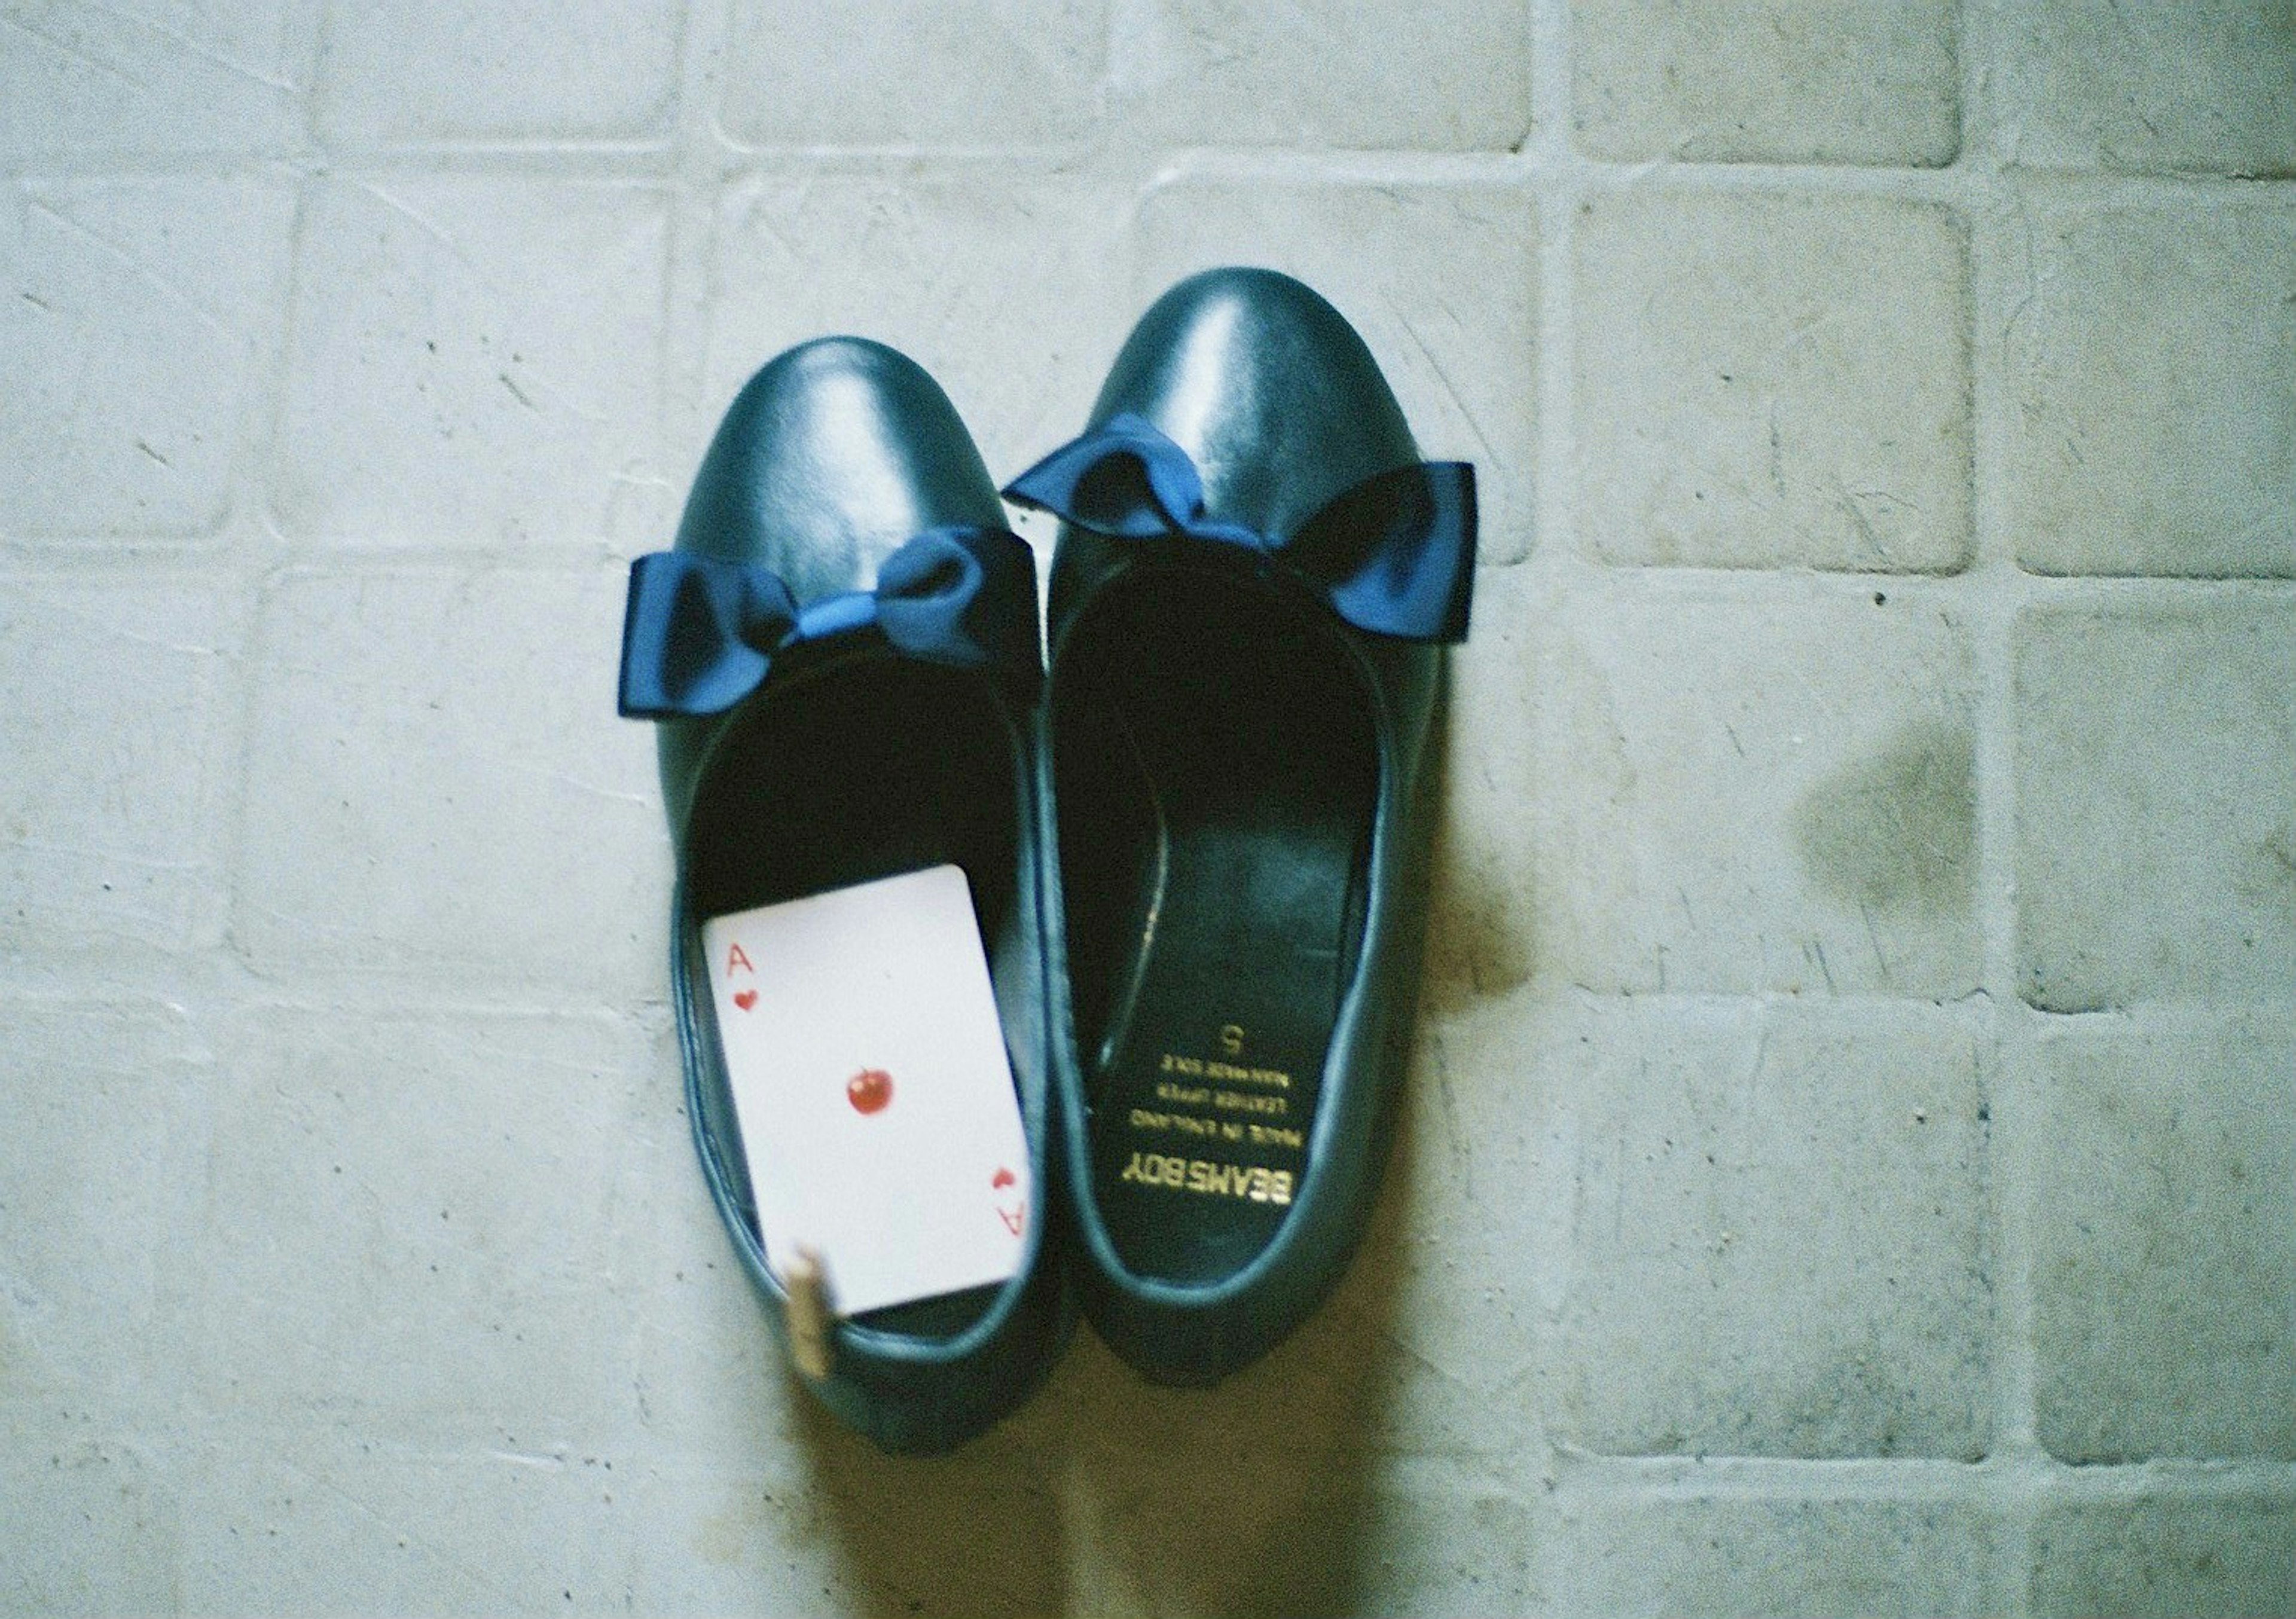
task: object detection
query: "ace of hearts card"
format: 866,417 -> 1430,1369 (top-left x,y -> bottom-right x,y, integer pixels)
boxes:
700,865 -> 1030,1316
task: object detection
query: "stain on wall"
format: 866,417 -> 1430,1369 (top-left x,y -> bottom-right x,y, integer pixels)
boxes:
1793,719 -> 1975,917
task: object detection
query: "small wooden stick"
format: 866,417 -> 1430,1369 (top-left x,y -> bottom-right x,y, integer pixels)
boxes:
784,1246 -> 835,1380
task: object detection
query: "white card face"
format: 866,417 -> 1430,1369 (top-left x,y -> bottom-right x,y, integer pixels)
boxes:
700,865 -> 1030,1317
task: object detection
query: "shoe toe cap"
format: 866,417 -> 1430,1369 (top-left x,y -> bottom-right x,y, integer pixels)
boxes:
678,336 -> 1004,601
1090,267 -> 1418,540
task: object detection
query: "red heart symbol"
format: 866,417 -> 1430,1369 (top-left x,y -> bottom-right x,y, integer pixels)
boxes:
991,1166 -> 1016,1190
732,989 -> 758,1012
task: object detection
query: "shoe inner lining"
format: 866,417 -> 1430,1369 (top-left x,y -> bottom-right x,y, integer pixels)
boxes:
1054,566 -> 1376,1285
683,654 -> 1025,1340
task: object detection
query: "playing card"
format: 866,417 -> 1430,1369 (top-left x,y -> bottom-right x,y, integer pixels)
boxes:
700,865 -> 1031,1316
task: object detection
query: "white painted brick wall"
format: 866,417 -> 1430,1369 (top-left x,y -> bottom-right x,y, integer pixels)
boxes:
3,2 -> 2290,1614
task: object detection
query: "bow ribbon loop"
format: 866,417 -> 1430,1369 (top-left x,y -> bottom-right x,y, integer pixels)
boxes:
1006,414 -> 1263,551
618,525 -> 1038,719
1002,413 -> 1475,643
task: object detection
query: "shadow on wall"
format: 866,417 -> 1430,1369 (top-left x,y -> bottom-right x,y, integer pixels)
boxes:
778,1080 -> 1420,1615
1425,672 -> 1541,1016
1048,1105 -> 1416,1617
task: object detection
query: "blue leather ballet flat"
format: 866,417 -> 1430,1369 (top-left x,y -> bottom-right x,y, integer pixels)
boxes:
1005,268 -> 1475,1384
619,337 -> 1072,1452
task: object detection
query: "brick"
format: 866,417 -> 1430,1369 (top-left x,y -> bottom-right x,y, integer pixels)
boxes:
235,567 -> 667,995
189,1009 -> 654,1440
317,0 -> 680,144
1344,1459 -> 1538,1616
1557,1003 -> 1991,1459
706,1426 -> 1063,1615
1560,1496 -> 1999,1617
0,576 -> 233,953
1994,1 -> 2296,178
2,177 -> 293,539
181,1444 -> 529,1614
1573,0 -> 1959,166
1132,176 -> 1538,563
181,1431 -> 1062,1617
0,1 -> 298,157
1577,191 -> 1970,572
2031,1010 -> 2295,1462
2007,205 -> 2296,578
738,1428 -> 1064,1617
271,178 -> 668,548
2015,603 -> 2296,1010
2031,1496 -> 2296,1619
0,999 -> 208,1407
178,1430 -> 670,1615
1064,1423 -> 1535,1615
173,1392 -> 1057,1614
200,1330 -> 1070,1615
1107,0 -> 1531,150
703,174 -> 1113,485
1531,583 -> 1978,997
0,1410 -> 179,1616
602,1459 -> 950,1616
1376,997 -> 1568,1438
721,0 -> 1103,147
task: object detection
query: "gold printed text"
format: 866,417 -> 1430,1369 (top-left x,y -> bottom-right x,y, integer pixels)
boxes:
1160,1052 -> 1291,1090
1117,1152 -> 1295,1206
1128,1107 -> 1217,1138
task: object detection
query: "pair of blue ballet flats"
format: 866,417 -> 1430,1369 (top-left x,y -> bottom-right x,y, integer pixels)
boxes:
618,269 -> 1476,1453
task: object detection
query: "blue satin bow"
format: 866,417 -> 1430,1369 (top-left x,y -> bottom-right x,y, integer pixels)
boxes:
618,525 -> 1039,719
1002,413 -> 1475,643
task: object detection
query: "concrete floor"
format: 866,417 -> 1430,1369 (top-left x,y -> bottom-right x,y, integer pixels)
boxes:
4,2 -> 2292,1614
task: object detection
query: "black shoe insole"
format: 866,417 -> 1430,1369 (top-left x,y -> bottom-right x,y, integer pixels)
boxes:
683,657 -> 1025,1338
1059,576 -> 1374,1284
